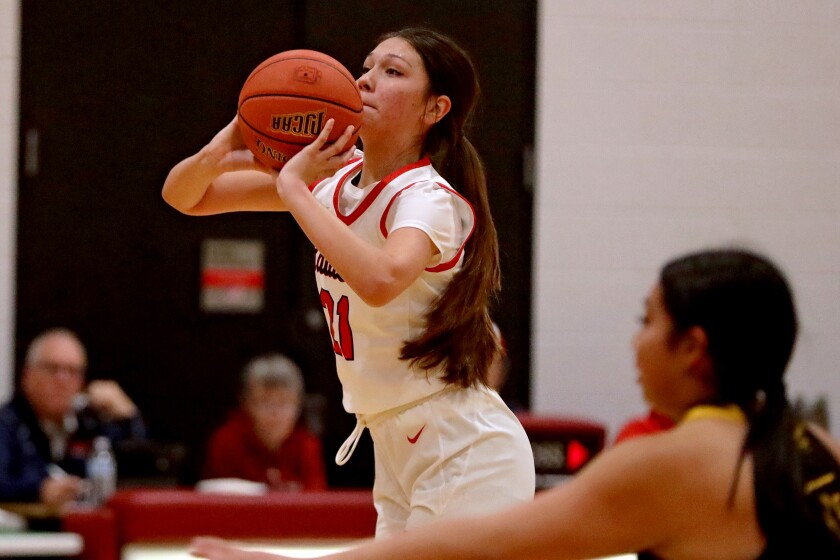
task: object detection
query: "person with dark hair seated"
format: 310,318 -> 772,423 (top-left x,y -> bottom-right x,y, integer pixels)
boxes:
194,248 -> 840,559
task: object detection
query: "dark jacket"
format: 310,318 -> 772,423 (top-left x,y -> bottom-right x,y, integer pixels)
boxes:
0,393 -> 146,502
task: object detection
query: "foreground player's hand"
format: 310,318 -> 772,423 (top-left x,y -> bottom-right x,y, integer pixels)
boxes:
190,537 -> 289,560
276,119 -> 356,198
190,537 -> 249,560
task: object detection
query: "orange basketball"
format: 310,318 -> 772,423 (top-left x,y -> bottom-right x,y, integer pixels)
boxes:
237,50 -> 362,169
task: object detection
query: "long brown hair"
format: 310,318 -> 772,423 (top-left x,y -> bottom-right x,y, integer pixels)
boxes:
382,27 -> 500,388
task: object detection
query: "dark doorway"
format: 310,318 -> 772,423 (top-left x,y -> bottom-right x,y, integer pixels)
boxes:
17,1 -> 535,487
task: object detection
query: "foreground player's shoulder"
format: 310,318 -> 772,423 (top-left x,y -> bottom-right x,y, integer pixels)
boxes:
578,424 -> 726,504
502,429 -> 701,555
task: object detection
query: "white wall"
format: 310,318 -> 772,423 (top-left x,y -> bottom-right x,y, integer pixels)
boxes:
533,1 -> 840,440
0,0 -> 19,402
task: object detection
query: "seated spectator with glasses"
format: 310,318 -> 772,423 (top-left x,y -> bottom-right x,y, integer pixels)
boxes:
201,353 -> 327,492
0,328 -> 146,508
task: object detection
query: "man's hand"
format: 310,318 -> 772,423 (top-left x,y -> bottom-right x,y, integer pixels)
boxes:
39,476 -> 82,507
86,380 -> 137,420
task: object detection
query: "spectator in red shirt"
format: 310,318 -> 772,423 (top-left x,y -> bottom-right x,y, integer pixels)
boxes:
202,353 -> 327,491
613,408 -> 676,445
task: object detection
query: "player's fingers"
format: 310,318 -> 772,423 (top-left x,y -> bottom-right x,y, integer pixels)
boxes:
332,139 -> 357,166
309,118 -> 335,150
330,125 -> 356,156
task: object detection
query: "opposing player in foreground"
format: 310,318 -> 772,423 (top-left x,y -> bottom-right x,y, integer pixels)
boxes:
193,248 -> 840,559
163,26 -> 534,536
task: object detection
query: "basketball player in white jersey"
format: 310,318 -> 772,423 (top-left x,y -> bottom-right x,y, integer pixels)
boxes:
162,27 -> 534,537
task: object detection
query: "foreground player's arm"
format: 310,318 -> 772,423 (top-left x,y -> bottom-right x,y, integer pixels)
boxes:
192,435 -> 691,560
161,117 -> 286,215
277,121 -> 436,307
329,426 -> 761,560
337,438 -> 682,560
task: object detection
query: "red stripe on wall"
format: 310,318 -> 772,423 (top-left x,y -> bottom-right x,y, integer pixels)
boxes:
202,269 -> 264,288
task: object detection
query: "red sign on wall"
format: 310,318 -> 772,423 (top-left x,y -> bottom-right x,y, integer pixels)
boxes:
200,239 -> 265,313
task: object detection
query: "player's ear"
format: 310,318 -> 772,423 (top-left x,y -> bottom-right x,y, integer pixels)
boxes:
424,94 -> 451,125
681,326 -> 715,385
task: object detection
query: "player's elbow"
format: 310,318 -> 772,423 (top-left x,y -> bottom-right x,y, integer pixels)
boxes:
355,284 -> 400,308
353,274 -> 403,308
161,188 -> 202,216
162,187 -> 187,212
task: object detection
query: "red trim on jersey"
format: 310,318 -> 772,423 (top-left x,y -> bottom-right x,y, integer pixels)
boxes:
378,181 -> 476,273
333,156 -> 431,225
378,182 -> 421,238
308,157 -> 363,192
425,182 -> 474,272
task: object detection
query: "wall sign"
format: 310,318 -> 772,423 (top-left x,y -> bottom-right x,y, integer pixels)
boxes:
200,239 -> 265,314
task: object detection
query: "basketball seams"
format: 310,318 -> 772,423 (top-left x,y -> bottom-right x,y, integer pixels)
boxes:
236,117 -> 313,147
244,55 -> 359,98
239,93 -> 363,115
259,57 -> 357,90
238,49 -> 362,168
240,58 -> 362,110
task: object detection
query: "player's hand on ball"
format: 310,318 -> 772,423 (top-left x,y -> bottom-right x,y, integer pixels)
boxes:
276,119 -> 356,198
204,117 -> 273,174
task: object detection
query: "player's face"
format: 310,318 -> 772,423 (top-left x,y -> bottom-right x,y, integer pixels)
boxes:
357,37 -> 435,144
633,284 -> 684,416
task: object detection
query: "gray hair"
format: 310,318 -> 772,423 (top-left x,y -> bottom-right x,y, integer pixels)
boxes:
241,353 -> 304,397
25,328 -> 87,368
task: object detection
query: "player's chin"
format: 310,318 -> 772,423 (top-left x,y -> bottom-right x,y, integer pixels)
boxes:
358,117 -> 385,140
361,105 -> 377,120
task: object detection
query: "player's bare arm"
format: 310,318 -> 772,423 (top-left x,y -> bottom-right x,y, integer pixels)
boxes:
162,117 -> 283,215
277,120 -> 435,307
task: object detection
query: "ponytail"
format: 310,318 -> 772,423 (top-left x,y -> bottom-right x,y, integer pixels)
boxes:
399,135 -> 501,387
660,249 -> 840,553
750,398 -> 840,554
382,27 -> 502,387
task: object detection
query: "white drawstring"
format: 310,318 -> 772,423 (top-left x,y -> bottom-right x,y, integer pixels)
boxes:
334,386 -> 459,466
335,416 -> 366,465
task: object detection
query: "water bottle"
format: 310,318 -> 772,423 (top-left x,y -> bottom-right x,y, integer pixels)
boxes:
86,436 -> 117,506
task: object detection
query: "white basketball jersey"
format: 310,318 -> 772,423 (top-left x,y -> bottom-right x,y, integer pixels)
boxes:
311,155 -> 475,414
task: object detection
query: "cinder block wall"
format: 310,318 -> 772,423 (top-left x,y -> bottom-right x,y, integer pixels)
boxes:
533,1 -> 840,438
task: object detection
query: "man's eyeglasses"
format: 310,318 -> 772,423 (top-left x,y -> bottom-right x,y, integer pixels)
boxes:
31,361 -> 86,377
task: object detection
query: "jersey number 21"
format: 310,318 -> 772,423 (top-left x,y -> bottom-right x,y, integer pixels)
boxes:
320,288 -> 355,360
